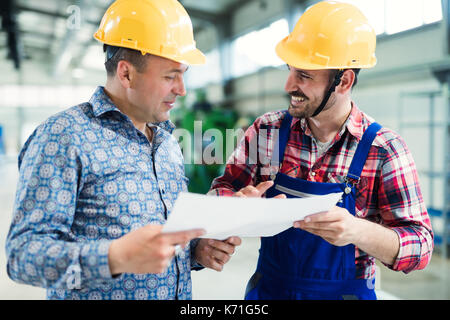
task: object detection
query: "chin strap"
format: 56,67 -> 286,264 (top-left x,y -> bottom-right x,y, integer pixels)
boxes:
311,69 -> 345,118
104,44 -> 121,62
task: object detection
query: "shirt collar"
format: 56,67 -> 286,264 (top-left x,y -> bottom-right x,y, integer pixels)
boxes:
344,102 -> 364,141
89,86 -> 176,134
89,86 -> 121,117
292,102 -> 365,141
153,120 -> 176,134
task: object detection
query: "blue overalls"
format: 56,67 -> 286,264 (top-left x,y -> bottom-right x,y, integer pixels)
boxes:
245,112 -> 381,300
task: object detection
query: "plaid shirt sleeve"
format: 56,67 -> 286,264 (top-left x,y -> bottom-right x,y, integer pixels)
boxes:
209,116 -> 266,197
208,111 -> 283,196
376,134 -> 434,273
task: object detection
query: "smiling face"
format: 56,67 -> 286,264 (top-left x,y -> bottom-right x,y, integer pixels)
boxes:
284,66 -> 336,119
124,54 -> 188,124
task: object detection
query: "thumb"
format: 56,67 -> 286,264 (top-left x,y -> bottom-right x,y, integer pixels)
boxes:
164,228 -> 206,245
255,181 -> 274,195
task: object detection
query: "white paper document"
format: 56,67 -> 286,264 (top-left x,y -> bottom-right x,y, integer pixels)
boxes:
162,192 -> 343,240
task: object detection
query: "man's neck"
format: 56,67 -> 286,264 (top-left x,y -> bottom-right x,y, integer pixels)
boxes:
104,82 -> 149,137
307,98 -> 352,143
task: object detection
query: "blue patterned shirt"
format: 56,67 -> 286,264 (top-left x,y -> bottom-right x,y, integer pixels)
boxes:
6,86 -> 197,300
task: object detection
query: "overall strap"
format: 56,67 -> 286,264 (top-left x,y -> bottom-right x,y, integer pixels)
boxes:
346,122 -> 382,182
271,111 -> 292,166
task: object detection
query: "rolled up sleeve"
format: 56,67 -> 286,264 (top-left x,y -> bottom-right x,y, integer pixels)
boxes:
390,224 -> 433,273
377,136 -> 434,273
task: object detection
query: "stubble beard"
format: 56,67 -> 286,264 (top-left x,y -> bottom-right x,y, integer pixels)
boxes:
288,104 -> 313,119
287,87 -> 335,119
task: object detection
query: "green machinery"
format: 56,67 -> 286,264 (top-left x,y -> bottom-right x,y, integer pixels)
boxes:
171,90 -> 242,194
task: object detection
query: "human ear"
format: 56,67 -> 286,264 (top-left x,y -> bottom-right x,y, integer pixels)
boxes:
336,69 -> 355,93
116,60 -> 134,89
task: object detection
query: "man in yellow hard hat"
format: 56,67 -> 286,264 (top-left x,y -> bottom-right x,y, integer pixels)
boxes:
210,1 -> 433,299
6,0 -> 240,300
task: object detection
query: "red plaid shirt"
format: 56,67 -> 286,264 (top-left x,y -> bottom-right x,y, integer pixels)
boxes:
209,103 -> 434,279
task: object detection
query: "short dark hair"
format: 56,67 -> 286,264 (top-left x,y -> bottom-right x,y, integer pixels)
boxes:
104,45 -> 150,77
329,68 -> 360,89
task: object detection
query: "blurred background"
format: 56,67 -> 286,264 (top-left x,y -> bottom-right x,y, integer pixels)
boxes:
0,0 -> 449,299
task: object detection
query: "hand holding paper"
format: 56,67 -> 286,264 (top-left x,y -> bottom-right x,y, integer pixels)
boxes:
163,192 -> 343,240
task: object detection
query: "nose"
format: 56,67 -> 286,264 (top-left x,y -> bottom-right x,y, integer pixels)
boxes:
174,77 -> 186,97
284,70 -> 298,93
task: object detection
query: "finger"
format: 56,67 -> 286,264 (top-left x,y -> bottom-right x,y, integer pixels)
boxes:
211,249 -> 231,265
225,236 -> 242,246
300,227 -> 336,238
255,181 -> 274,195
240,186 -> 260,197
303,211 -> 339,223
274,194 -> 286,199
208,239 -> 235,254
164,228 -> 206,245
233,191 -> 245,197
308,207 -> 346,222
202,246 -> 225,271
208,258 -> 224,272
294,220 -> 338,231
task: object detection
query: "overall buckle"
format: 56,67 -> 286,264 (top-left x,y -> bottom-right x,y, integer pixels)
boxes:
343,176 -> 360,194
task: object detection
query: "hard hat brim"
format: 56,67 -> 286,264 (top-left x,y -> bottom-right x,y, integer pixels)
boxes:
94,33 -> 206,66
171,48 -> 206,66
276,37 -> 377,70
276,37 -> 325,70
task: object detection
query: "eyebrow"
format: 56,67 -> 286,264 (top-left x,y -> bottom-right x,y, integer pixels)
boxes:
167,66 -> 189,74
287,65 -> 312,77
295,69 -> 313,78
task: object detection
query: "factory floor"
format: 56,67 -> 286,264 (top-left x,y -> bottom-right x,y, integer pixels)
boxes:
1,158 -> 449,300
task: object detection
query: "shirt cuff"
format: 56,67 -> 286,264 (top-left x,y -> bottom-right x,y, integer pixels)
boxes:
388,226 -> 420,273
207,188 -> 235,197
80,239 -> 118,282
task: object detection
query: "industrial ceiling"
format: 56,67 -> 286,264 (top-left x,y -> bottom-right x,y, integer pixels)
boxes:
0,0 -> 248,77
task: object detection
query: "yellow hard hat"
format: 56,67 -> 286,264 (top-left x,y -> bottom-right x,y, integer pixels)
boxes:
94,0 -> 206,65
276,1 -> 377,70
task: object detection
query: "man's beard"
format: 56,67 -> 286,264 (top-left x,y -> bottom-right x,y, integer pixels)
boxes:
287,91 -> 314,119
287,89 -> 335,119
